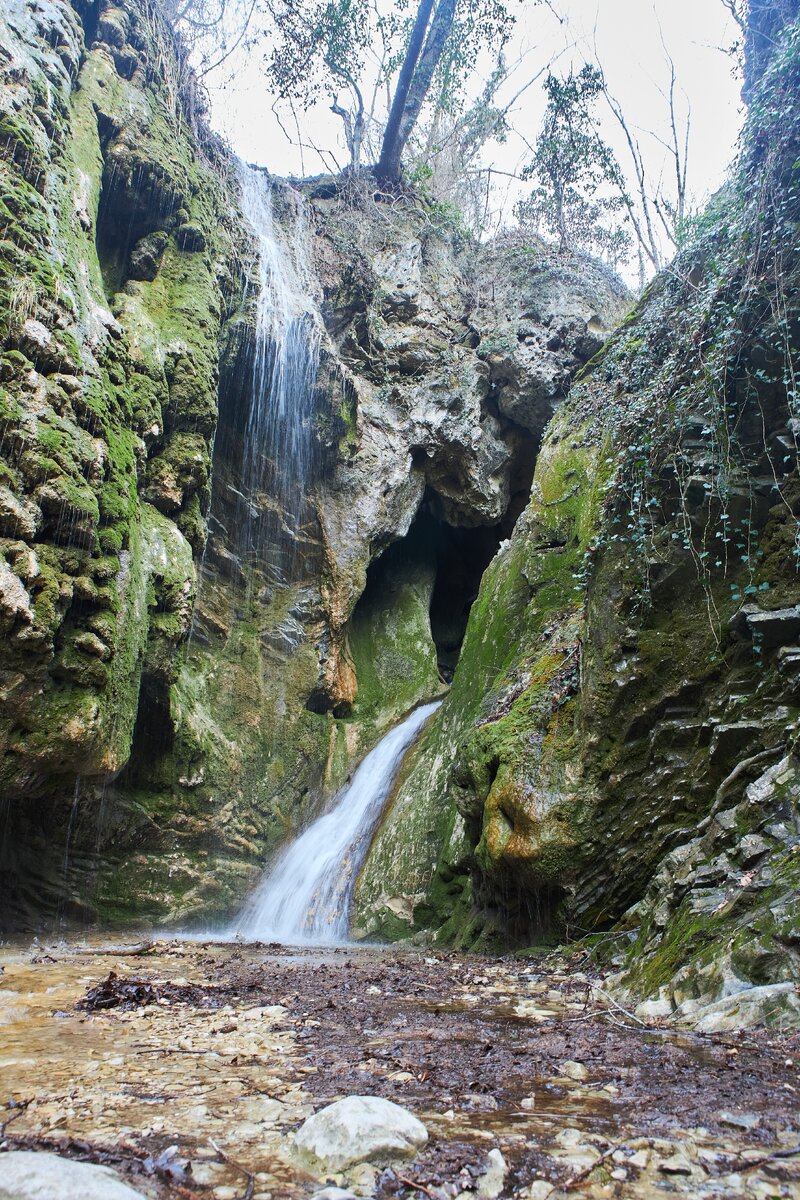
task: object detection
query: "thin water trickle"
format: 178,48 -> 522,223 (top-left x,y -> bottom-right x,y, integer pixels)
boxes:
231,700 -> 443,945
235,163 -> 321,581
57,778 -> 81,926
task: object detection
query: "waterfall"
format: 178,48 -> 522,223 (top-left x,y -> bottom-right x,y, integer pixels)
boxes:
232,700 -> 442,944
235,163 -> 321,579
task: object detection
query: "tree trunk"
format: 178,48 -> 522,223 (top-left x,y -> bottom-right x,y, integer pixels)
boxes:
376,0 -> 457,184
393,0 -> 457,162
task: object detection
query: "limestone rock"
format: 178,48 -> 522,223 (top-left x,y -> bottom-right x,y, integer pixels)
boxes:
685,983 -> 800,1033
293,1095 -> 428,1172
745,604 -> 800,647
561,1060 -> 589,1081
0,485 -> 41,540
0,559 -> 34,633
476,1149 -> 507,1199
0,1152 -> 146,1199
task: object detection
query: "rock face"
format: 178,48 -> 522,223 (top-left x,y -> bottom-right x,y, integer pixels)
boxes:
356,4 -> 800,1022
293,1095 -> 428,1172
0,0 -> 239,923
3,0 -> 795,1036
305,195 -> 628,718
0,0 -> 629,931
0,1151 -> 146,1199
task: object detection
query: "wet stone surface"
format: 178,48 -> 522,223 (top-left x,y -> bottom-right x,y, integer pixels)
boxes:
0,940 -> 798,1198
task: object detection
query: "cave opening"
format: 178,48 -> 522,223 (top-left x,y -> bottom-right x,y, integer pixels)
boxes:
360,492 -> 505,686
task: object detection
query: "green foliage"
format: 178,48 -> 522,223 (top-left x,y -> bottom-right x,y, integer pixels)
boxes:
265,0 -> 371,105
516,65 -> 631,267
260,0 -> 516,170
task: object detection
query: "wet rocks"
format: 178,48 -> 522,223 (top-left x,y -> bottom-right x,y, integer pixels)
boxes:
0,485 -> 41,540
560,1059 -> 589,1081
472,1148 -> 507,1199
0,1152 -> 146,1199
293,1095 -> 428,1172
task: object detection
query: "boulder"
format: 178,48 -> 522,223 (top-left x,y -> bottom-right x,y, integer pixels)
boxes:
0,1152 -> 146,1200
745,605 -> 800,648
293,1095 -> 428,1172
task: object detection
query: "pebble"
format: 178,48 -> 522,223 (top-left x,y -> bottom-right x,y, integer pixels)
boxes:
720,1109 -> 760,1129
525,1183 -> 553,1200
0,1152 -> 146,1199
658,1152 -> 694,1175
555,1127 -> 584,1148
476,1148 -> 507,1199
561,1060 -> 589,1081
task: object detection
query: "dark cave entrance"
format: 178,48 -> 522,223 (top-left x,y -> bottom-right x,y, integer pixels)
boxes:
360,492 -> 505,685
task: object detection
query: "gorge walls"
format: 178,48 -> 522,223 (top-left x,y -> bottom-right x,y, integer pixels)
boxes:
1,0 -> 797,1034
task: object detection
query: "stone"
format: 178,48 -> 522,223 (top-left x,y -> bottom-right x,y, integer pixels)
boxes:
0,1152 -> 146,1199
0,559 -> 33,633
525,1184 -> 554,1200
555,1127 -> 584,1148
657,1151 -> 694,1175
561,1059 -> 589,1081
688,983 -> 800,1033
476,1149 -> 507,1199
777,645 -> 800,674
709,722 -> 762,764
0,486 -> 41,540
312,1190 -> 358,1200
745,605 -> 800,648
175,221 -> 206,251
293,1096 -> 428,1172
634,996 -> 673,1019
720,1110 -> 760,1130
128,231 -> 168,281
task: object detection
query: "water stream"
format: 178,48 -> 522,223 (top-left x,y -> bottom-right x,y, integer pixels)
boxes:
234,163 -> 321,580
231,700 -> 442,944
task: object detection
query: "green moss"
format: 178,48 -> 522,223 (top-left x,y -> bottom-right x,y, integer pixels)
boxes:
0,111 -> 37,157
348,549 -> 441,730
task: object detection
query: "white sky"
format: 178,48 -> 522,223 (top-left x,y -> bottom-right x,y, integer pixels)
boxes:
201,0 -> 744,276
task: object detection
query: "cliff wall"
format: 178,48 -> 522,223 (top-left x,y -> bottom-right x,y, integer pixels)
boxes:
356,7 -> 800,1028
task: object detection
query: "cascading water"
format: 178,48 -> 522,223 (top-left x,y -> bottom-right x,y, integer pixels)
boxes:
232,700 -> 442,944
234,163 -> 321,580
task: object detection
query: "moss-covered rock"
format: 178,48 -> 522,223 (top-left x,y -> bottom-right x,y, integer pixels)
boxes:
0,0 -> 235,928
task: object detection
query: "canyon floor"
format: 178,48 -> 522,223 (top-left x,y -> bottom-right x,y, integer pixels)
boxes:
0,940 -> 798,1199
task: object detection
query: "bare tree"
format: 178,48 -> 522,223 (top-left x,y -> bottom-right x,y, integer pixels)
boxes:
597,45 -> 691,286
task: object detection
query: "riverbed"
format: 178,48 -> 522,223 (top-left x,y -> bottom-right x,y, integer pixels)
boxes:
0,939 -> 798,1198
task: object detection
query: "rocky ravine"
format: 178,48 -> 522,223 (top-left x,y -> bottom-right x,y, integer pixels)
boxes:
0,0 -> 628,928
0,0 -> 798,1038
0,0 -> 238,923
